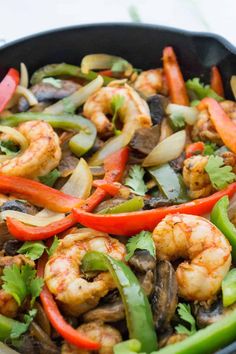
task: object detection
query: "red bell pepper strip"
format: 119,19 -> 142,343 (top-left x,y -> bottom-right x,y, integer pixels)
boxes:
198,97 -> 236,154
37,253 -> 100,350
92,180 -> 120,196
0,175 -> 83,212
73,182 -> 236,236
186,142 -> 205,158
99,70 -> 114,77
0,68 -> 19,113
210,66 -> 224,97
6,147 -> 129,241
6,213 -> 76,241
163,46 -> 189,106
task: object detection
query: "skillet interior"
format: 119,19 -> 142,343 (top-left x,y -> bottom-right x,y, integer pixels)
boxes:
0,23 -> 236,354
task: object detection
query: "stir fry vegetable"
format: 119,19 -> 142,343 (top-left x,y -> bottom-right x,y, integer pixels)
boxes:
81,251 -> 157,353
2,47 -> 236,354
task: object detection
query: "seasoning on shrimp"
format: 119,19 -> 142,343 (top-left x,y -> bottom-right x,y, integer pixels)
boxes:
153,213 -> 231,300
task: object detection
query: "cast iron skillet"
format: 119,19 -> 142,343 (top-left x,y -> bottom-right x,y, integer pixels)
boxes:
1,23 -> 236,354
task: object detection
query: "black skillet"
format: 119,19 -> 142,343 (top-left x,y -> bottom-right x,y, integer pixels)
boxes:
0,23 -> 236,354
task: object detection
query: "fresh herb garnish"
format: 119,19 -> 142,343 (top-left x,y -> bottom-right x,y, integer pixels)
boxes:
17,241 -> 46,261
2,264 -> 44,307
111,94 -> 125,135
168,113 -> 185,131
11,309 -> 37,339
47,236 -> 60,257
125,164 -> 148,196
175,303 -> 197,336
39,169 -> 60,187
186,78 -> 223,102
205,155 -> 236,190
203,142 -> 217,156
125,231 -> 155,261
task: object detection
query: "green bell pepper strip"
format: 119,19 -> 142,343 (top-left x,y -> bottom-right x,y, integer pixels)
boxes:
0,314 -> 20,341
222,268 -> 236,307
152,308 -> 236,354
81,252 -> 157,353
210,196 -> 236,263
98,197 -> 144,214
114,339 -> 145,354
148,164 -> 189,202
30,63 -> 113,86
0,112 -> 96,157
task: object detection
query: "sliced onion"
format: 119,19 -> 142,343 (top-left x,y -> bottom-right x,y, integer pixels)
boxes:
0,126 -> 28,152
16,85 -> 38,106
166,103 -> 198,125
0,210 -> 65,226
89,132 -> 132,166
37,158 -> 92,219
61,158 -> 92,198
20,62 -> 29,88
0,343 -> 20,354
44,75 -> 104,114
142,130 -> 186,167
230,76 -> 236,100
81,54 -> 133,76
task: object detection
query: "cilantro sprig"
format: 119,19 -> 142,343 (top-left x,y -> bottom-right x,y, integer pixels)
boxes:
111,94 -> 125,135
39,168 -> 60,187
175,303 -> 197,336
205,155 -> 236,190
47,236 -> 60,257
2,264 -> 44,307
186,78 -> 223,102
0,140 -> 19,156
125,231 -> 155,261
11,309 -> 37,339
125,165 -> 148,196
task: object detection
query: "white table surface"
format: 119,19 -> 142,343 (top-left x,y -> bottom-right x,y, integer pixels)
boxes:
1,0 -> 236,47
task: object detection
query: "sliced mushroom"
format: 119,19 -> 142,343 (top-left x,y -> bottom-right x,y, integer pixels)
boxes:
18,80 -> 80,112
151,260 -> 178,332
128,249 -> 156,296
3,240 -> 22,256
192,298 -> 236,328
169,152 -> 186,173
0,200 -> 37,215
147,94 -> 168,125
144,197 -> 173,210
83,300 -> 125,323
129,125 -> 160,155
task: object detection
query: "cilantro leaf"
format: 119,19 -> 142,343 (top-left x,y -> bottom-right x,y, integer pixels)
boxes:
175,303 -> 196,336
0,140 -> 19,156
39,169 -> 60,187
2,264 -> 44,306
2,264 -> 27,305
205,155 -> 236,190
11,309 -> 37,339
186,78 -> 223,102
111,94 -> 125,135
125,231 -> 155,261
125,165 -> 148,196
17,241 -> 46,261
203,142 -> 217,156
168,113 -> 185,131
47,236 -> 60,257
42,77 -> 62,88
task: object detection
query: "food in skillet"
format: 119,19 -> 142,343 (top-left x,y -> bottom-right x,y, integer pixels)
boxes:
1,48 -> 236,354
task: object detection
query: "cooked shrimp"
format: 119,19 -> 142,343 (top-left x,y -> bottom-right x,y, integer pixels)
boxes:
182,155 -> 214,199
153,214 -> 231,301
61,321 -> 122,354
133,69 -> 168,97
0,254 -> 34,317
192,100 -> 236,144
44,228 -> 126,316
83,84 -> 151,137
0,120 -> 61,178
